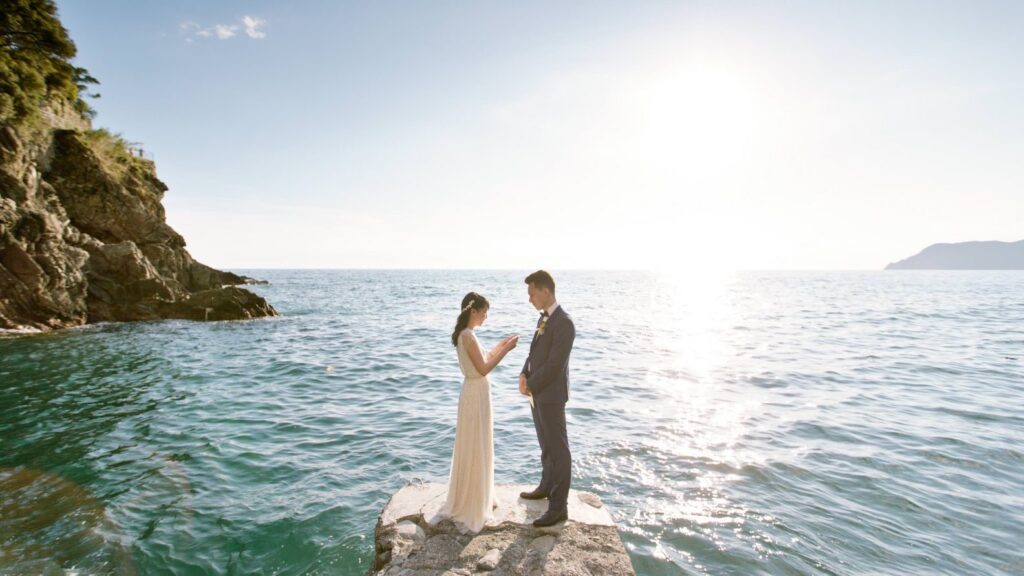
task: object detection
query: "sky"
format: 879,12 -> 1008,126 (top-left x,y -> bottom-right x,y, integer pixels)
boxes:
56,1 -> 1024,270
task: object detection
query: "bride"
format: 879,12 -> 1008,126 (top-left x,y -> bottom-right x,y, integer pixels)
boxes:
440,292 -> 518,533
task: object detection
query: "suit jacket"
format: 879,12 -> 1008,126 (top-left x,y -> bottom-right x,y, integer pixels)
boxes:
521,306 -> 576,404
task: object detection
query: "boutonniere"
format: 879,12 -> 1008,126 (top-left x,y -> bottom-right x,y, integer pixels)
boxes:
536,318 -> 548,336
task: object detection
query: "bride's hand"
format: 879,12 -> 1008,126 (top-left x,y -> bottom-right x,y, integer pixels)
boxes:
491,335 -> 518,359
503,335 -> 519,351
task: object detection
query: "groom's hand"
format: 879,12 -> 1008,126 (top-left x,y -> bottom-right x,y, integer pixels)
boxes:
519,374 -> 529,396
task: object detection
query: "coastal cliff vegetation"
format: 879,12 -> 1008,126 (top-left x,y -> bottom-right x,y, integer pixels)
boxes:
0,0 -> 277,331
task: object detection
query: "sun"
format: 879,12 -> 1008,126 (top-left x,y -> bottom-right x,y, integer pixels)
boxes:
638,56 -> 760,179
621,55 -> 766,272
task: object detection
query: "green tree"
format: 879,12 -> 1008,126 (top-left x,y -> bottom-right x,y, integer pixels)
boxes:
0,0 -> 97,122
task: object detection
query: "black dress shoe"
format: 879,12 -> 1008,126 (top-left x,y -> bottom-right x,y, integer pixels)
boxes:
532,509 -> 568,527
519,489 -> 549,500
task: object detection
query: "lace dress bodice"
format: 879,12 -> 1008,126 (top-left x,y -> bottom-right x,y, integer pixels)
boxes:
456,329 -> 487,380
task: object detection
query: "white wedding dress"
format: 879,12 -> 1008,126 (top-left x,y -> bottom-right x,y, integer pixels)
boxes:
439,328 -> 495,533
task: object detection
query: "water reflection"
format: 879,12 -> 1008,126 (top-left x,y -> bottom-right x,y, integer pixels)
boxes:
0,467 -> 135,574
0,324 -> 177,574
652,270 -> 737,383
582,271 -> 772,573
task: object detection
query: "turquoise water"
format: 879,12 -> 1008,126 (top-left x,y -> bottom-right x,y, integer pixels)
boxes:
2,270 -> 1023,575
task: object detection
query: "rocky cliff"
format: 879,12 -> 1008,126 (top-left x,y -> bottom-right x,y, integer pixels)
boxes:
0,100 -> 276,331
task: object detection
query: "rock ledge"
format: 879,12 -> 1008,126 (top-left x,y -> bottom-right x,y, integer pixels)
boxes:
371,483 -> 635,576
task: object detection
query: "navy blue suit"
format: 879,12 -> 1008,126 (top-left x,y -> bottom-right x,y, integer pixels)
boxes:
521,305 -> 575,512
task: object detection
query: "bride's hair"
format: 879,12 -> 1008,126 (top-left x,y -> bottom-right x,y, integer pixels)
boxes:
451,292 -> 489,346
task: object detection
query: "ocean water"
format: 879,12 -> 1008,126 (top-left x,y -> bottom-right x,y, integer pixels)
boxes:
1,270 -> 1022,575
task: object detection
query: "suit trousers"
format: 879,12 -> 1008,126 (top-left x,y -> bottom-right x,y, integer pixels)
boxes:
530,400 -> 572,512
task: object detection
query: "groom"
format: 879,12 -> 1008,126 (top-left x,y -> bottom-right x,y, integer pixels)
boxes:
518,270 -> 576,527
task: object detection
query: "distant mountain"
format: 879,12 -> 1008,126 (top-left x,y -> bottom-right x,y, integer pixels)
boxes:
885,240 -> 1024,270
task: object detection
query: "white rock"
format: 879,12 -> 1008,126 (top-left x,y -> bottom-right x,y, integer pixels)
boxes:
577,492 -> 603,508
374,483 -> 631,574
396,520 -> 425,542
382,483 -> 447,526
477,548 -> 502,571
530,535 -> 556,555
411,484 -> 615,529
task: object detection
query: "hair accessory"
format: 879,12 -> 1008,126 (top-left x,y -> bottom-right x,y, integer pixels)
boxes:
462,299 -> 476,313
